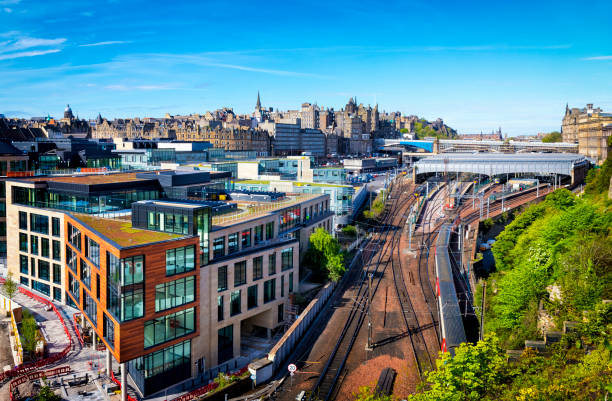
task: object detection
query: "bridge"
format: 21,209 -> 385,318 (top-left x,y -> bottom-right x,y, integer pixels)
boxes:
376,138 -> 579,154
413,153 -> 589,184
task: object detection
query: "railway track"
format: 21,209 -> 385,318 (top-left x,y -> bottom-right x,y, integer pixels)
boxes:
308,178 -> 415,401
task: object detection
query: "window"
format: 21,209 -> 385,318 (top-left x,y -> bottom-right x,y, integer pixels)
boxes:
230,290 -> 241,316
19,233 -> 27,252
103,313 -> 115,349
83,290 -> 97,326
213,237 -> 225,259
217,265 -> 227,292
68,272 -> 80,304
30,235 -> 38,255
119,288 -> 144,321
52,217 -> 60,237
264,279 -> 276,303
96,273 -> 100,300
80,259 -> 91,289
121,255 -> 144,286
289,272 -> 294,293
32,280 -> 50,296
53,264 -> 61,285
247,285 -> 257,309
268,253 -> 276,275
218,325 -> 233,364
234,261 -> 246,287
38,260 -> 50,281
53,287 -> 62,301
144,307 -> 195,348
166,245 -> 195,276
281,247 -> 293,271
265,222 -> 274,240
278,304 -> 284,323
254,225 -> 263,245
155,276 -> 196,312
20,276 -> 29,286
86,237 -> 100,267
253,256 -> 263,281
41,237 -> 49,258
129,340 -> 191,395
67,223 -> 81,250
281,275 -> 285,297
217,295 -> 224,321
241,229 -> 251,249
29,214 -> 48,234
30,258 -> 35,276
20,255 -> 28,274
228,233 -> 239,254
19,212 -> 27,230
52,240 -> 61,261
66,246 -> 77,273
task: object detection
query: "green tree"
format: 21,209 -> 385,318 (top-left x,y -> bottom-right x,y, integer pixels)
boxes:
541,131 -> 562,143
21,310 -> 42,356
35,386 -> 61,401
2,272 -> 18,309
304,228 -> 345,282
400,128 -> 408,134
342,225 -> 357,237
585,156 -> 612,196
354,385 -> 393,401
409,334 -> 506,401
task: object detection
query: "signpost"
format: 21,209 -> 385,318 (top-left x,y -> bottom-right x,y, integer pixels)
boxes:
288,363 -> 297,386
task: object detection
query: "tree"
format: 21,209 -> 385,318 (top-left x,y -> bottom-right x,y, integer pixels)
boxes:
409,334 -> 506,401
354,385 -> 393,401
541,131 -> 562,143
21,310 -> 42,356
400,128 -> 409,134
35,386 -> 61,401
342,225 -> 357,237
2,272 -> 18,311
304,228 -> 345,282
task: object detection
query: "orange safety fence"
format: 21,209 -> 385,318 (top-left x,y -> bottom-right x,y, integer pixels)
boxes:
73,313 -> 85,346
8,365 -> 71,400
110,370 -> 138,401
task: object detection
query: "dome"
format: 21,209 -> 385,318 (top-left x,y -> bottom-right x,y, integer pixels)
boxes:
64,104 -> 74,119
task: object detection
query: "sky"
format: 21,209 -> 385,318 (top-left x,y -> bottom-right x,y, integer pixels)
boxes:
0,0 -> 611,136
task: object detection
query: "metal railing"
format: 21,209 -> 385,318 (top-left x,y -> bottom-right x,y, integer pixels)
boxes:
212,194 -> 312,225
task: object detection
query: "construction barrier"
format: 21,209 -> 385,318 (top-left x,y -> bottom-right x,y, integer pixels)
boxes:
110,370 -> 138,401
8,365 -> 71,399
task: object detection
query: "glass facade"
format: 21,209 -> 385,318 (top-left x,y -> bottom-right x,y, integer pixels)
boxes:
217,265 -> 227,292
68,223 -> 81,250
52,240 -> 61,261
227,232 -> 239,254
230,290 -> 241,316
213,237 -> 225,259
253,256 -> 263,280
217,295 -> 224,321
195,209 -> 210,266
80,258 -> 91,289
83,290 -> 97,326
234,261 -> 246,287
217,325 -> 233,364
264,279 -> 276,303
281,247 -> 293,271
85,236 -> 100,267
268,253 -> 276,275
144,307 -> 195,348
107,252 -> 145,322
247,285 -> 257,309
155,276 -> 195,312
103,313 -> 115,349
29,214 -> 48,234
279,206 -> 301,233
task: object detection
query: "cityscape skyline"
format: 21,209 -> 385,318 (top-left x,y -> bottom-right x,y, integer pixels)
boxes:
1,0 -> 611,135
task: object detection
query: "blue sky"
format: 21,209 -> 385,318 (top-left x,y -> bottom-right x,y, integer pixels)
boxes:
0,0 -> 611,136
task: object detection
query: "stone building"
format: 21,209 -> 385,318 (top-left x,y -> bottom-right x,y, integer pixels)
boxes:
562,103 -> 612,162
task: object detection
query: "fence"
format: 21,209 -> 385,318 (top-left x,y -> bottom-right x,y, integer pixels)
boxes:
212,195 -> 311,225
0,292 -> 23,366
267,281 -> 336,372
110,370 -> 138,401
8,365 -> 71,400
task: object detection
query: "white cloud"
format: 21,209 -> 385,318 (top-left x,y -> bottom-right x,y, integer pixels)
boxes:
9,37 -> 66,51
0,49 -> 61,60
582,55 -> 612,60
79,40 -> 130,47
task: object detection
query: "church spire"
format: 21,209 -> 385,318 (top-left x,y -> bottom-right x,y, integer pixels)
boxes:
256,91 -> 261,110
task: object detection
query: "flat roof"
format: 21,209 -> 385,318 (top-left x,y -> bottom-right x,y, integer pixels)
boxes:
18,171 -> 153,185
71,213 -> 190,248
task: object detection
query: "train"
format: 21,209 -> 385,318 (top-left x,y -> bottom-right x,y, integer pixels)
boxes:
435,223 -> 467,355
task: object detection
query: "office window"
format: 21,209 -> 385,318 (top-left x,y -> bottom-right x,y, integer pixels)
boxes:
66,246 -> 77,273
155,276 -> 196,312
86,237 -> 100,267
230,290 -> 241,316
30,258 -> 35,276
32,280 -> 50,296
281,247 -> 293,271
213,237 -> 225,259
96,273 -> 100,300
30,235 -> 38,255
144,307 -> 195,348
218,325 -> 233,364
19,233 -> 27,252
281,275 -> 285,298
265,222 -> 274,240
234,261 -> 246,287
129,340 -> 191,394
254,225 -> 263,245
20,276 -> 29,286
241,229 -> 251,249
52,240 -> 61,261
264,279 -> 276,303
29,214 -> 48,234
20,255 -> 28,274
121,255 -> 144,285
52,217 -> 60,237
38,260 -> 50,281
253,256 -> 263,281
166,245 -> 195,276
53,264 -> 61,285
247,285 -> 258,309
83,290 -> 97,326
119,288 -> 144,321
41,238 -> 49,258
228,233 -> 239,254
278,304 -> 284,323
19,212 -> 27,230
67,223 -> 81,250
68,272 -> 80,304
268,253 -> 276,275
289,272 -> 294,293
217,295 -> 224,321
53,287 -> 62,302
80,259 -> 91,289
103,313 -> 115,349
217,265 -> 227,292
